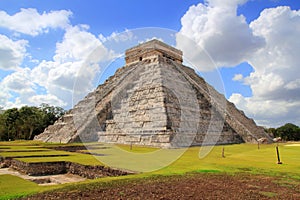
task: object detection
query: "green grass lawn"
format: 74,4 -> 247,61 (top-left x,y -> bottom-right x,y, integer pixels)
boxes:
0,141 -> 300,199
0,141 -> 104,166
16,153 -> 103,166
156,143 -> 300,178
0,175 -> 46,199
0,150 -> 70,158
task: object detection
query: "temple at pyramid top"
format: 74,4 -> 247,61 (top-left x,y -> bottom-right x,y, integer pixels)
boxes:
125,39 -> 183,65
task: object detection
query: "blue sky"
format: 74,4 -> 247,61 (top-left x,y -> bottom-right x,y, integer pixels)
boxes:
0,0 -> 299,127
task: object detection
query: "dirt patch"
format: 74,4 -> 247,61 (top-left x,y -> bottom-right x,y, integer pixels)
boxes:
4,154 -> 70,159
0,149 -> 50,153
49,144 -> 108,152
50,145 -> 88,152
22,173 -> 300,199
48,145 -> 109,156
75,151 -> 107,156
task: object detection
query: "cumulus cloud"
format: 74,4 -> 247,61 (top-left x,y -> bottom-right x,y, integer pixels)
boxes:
229,6 -> 300,127
177,0 -> 265,70
0,34 -> 27,70
0,8 -> 72,36
285,79 -> 300,90
229,94 -> 300,127
99,29 -> 135,43
54,25 -> 110,63
0,23 -> 114,109
31,25 -> 115,107
1,68 -> 34,94
0,68 -> 36,108
28,94 -> 66,107
0,88 -> 11,107
178,1 -> 300,126
247,6 -> 300,99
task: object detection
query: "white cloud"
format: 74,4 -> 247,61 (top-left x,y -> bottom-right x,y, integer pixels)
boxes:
177,0 -> 265,70
205,0 -> 247,8
0,8 -> 72,36
0,88 -> 11,107
285,79 -> 300,90
0,68 -> 37,108
229,93 -> 300,127
4,98 -> 26,109
30,60 -> 53,87
28,94 -> 67,107
246,6 -> 300,101
232,74 -> 243,81
0,34 -> 27,70
0,24 -> 115,109
178,2 -> 300,126
230,6 -> 300,127
1,68 -> 34,94
54,25 -> 109,63
30,25 -> 115,108
99,29 -> 135,43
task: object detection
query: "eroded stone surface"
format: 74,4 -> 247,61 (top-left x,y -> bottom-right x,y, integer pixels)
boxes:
35,39 -> 272,147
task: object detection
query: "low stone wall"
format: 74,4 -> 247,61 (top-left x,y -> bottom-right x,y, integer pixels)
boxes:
1,157 -> 132,178
0,156 -> 11,168
68,162 -> 129,179
10,159 -> 67,176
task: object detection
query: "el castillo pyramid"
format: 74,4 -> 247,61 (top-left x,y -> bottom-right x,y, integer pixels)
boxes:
35,39 -> 272,147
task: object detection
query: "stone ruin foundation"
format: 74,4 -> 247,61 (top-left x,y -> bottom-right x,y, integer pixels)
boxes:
0,155 -> 133,185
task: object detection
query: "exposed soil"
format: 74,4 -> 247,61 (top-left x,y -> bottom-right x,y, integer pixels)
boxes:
49,145 -> 108,156
0,149 -> 50,153
22,173 -> 300,200
49,144 -> 109,152
49,145 -> 88,152
3,154 -> 70,159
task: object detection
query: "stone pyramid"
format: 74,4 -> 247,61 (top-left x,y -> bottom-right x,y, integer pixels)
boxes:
35,39 -> 272,147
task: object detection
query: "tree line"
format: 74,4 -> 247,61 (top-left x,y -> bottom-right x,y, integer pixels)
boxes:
266,123 -> 300,141
0,104 -> 299,142
0,104 -> 65,141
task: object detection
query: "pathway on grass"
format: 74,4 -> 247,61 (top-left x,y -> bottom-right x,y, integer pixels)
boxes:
0,168 -> 86,185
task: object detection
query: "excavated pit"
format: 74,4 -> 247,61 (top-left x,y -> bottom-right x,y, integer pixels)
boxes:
0,151 -> 134,185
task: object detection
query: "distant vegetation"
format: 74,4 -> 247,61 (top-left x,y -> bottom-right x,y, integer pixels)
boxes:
0,104 -> 65,141
0,104 -> 299,142
266,123 -> 300,141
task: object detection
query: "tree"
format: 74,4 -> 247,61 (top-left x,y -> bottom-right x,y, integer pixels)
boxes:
39,103 -> 65,128
265,127 -> 276,138
0,104 -> 65,141
276,123 -> 300,141
1,108 -> 20,140
0,106 -> 4,114
0,113 -> 6,140
19,106 -> 44,140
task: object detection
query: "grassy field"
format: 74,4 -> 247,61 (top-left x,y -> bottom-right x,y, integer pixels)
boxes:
0,141 -> 300,199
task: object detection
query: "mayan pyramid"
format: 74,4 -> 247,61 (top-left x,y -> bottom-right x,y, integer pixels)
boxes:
35,39 -> 272,147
